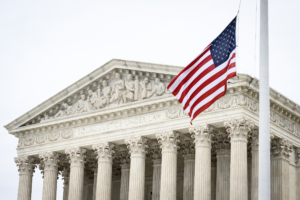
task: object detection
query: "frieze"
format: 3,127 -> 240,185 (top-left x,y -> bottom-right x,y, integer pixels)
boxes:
16,94 -> 300,149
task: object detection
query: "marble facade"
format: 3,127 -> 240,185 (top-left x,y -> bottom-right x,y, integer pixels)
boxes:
5,59 -> 300,200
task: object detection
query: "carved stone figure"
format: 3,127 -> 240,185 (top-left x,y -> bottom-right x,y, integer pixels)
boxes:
87,90 -> 99,110
75,94 -> 89,113
110,73 -> 125,104
123,74 -> 135,103
140,77 -> 152,100
54,103 -> 74,118
40,114 -> 49,122
134,75 -> 140,101
100,80 -> 111,107
149,78 -> 165,97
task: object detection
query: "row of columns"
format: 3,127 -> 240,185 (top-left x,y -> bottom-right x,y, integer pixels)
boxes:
15,118 -> 296,200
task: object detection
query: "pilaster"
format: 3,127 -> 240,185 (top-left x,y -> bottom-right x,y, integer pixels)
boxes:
125,136 -> 149,200
225,118 -> 254,200
15,156 -> 36,200
65,147 -> 86,200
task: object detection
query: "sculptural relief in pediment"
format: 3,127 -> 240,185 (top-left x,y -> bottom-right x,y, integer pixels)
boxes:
24,69 -> 173,127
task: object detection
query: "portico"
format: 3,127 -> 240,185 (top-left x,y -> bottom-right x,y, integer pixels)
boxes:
6,59 -> 300,200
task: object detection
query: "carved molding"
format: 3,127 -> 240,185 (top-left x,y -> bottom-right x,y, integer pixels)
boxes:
15,94 -> 300,150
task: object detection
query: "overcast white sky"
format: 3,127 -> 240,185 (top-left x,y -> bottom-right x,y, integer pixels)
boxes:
1,0 -> 299,199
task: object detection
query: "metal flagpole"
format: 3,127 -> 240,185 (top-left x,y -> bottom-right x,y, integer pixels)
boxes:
258,0 -> 270,199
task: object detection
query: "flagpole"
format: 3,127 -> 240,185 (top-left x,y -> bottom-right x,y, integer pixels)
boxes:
258,0 -> 270,199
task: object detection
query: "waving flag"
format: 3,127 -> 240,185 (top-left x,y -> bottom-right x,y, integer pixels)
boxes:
167,17 -> 237,123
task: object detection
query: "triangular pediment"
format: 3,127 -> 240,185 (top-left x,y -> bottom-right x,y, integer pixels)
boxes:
5,59 -> 185,131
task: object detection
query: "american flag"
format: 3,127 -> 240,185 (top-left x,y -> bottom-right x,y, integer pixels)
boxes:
167,17 -> 237,123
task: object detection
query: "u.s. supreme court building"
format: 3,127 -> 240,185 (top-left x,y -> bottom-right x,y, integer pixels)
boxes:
5,59 -> 300,200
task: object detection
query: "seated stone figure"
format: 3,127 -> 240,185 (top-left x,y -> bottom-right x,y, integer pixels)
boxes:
110,73 -> 125,104
75,94 -> 89,113
54,103 -> 74,118
123,74 -> 135,103
87,89 -> 99,110
140,77 -> 152,99
100,80 -> 111,107
149,78 -> 165,97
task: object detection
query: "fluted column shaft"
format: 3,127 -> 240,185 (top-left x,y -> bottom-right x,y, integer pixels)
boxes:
125,137 -> 148,200
65,147 -> 86,200
157,131 -> 180,200
251,137 -> 258,200
152,160 -> 161,200
211,160 -> 217,200
183,154 -> 195,200
92,165 -> 97,200
93,142 -> 116,200
120,164 -> 130,200
40,152 -> 60,200
15,156 -> 35,200
190,125 -> 213,200
225,119 -> 253,200
270,138 -> 291,200
216,149 -> 230,200
62,176 -> 69,200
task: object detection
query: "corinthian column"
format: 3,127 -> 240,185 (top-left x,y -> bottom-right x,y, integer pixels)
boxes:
92,164 -> 97,200
270,138 -> 292,200
149,144 -> 162,200
296,148 -> 300,200
211,152 -> 217,200
215,132 -> 230,200
15,156 -> 36,200
39,152 -> 60,200
180,140 -> 195,200
118,151 -> 130,200
92,142 -> 116,200
65,147 -> 86,200
62,167 -> 70,200
189,125 -> 214,200
251,130 -> 259,200
156,130 -> 181,200
225,118 -> 254,200
125,136 -> 148,200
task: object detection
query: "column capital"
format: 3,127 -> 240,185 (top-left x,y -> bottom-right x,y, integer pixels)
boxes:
125,136 -> 149,157
39,152 -> 61,172
271,138 -> 293,160
65,147 -> 87,167
224,118 -> 254,141
92,142 -> 117,163
215,131 -> 230,150
149,144 -> 162,162
156,130 -> 181,153
189,124 -> 215,147
14,155 -> 36,175
117,150 -> 130,165
180,139 -> 195,160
